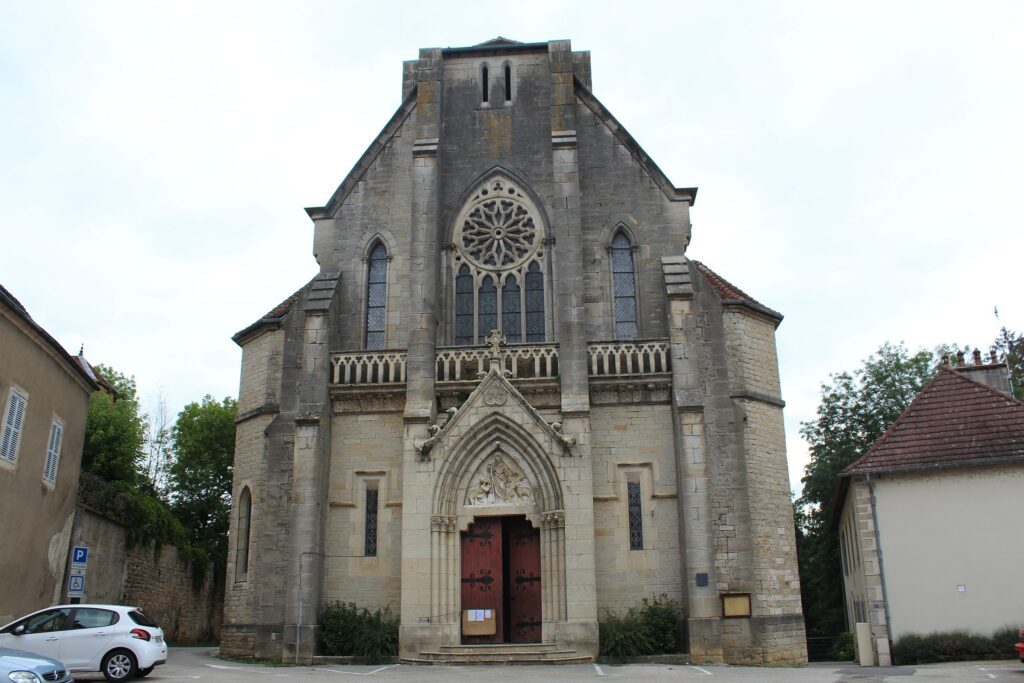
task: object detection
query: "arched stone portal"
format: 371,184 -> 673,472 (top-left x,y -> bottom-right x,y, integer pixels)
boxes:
430,410 -> 567,646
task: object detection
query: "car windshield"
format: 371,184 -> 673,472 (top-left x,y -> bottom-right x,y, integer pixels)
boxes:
128,610 -> 158,627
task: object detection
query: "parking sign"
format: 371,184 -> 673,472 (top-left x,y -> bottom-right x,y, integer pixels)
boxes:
72,546 -> 88,564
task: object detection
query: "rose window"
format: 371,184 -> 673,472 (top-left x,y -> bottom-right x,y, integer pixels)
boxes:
457,181 -> 541,270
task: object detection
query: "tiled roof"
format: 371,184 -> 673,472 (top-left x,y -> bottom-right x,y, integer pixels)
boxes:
0,283 -> 99,391
690,261 -> 783,322
844,367 -> 1024,474
233,280 -> 311,344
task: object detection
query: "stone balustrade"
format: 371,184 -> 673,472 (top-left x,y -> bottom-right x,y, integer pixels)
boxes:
331,350 -> 407,385
588,339 -> 671,377
330,340 -> 670,386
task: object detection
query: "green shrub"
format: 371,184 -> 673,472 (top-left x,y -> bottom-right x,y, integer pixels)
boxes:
318,601 -> 399,663
599,593 -> 682,657
833,631 -> 855,660
894,627 -> 1019,664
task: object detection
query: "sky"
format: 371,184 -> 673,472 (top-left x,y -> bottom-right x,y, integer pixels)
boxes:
2,1 -> 1022,495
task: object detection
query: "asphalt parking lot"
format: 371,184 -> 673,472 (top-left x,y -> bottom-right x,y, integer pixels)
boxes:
71,647 -> 1024,682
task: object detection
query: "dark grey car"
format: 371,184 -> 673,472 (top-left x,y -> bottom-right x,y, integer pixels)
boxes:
0,647 -> 72,682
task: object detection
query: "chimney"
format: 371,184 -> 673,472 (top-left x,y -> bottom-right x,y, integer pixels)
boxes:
990,348 -> 998,364
972,348 -> 983,365
956,350 -> 965,367
955,355 -> 1014,396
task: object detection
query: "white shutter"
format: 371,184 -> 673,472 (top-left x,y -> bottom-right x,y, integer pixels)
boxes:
43,420 -> 63,482
1,389 -> 27,464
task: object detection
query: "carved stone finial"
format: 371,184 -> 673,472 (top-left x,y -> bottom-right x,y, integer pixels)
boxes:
485,329 -> 507,356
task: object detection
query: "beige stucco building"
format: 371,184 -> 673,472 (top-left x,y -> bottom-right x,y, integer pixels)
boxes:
0,284 -> 97,624
837,355 -> 1024,666
222,38 -> 806,664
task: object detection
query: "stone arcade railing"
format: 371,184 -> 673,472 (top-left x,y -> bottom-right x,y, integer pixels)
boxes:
436,343 -> 559,382
330,340 -> 671,386
588,339 -> 671,377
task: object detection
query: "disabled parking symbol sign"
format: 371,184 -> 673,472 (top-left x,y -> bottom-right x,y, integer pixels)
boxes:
68,574 -> 85,595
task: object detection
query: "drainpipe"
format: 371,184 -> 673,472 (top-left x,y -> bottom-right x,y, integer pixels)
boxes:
865,474 -> 893,664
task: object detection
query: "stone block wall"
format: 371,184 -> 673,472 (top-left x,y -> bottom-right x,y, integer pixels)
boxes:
67,506 -> 222,642
590,403 -> 682,614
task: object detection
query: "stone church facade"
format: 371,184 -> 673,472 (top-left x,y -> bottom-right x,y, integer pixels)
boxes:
221,38 -> 806,665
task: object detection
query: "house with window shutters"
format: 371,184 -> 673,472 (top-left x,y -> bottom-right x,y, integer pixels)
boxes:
0,284 -> 98,624
221,37 -> 806,665
835,354 -> 1024,666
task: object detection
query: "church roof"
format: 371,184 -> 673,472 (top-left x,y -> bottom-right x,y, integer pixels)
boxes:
843,367 -> 1024,475
232,279 -> 312,345
691,261 -> 783,324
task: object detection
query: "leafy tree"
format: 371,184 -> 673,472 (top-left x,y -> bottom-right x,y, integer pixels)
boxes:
169,396 -> 237,567
993,326 -> 1023,400
795,343 -> 935,637
82,364 -> 146,485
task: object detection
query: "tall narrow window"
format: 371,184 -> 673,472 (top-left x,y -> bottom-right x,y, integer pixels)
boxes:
42,419 -> 63,483
525,262 -> 545,342
1,387 -> 28,464
455,265 -> 474,346
627,481 -> 643,550
481,65 -> 489,103
504,63 -> 512,101
236,487 -> 251,577
478,276 -> 497,339
365,242 -> 388,349
502,276 -> 521,343
365,488 -> 379,557
611,232 -> 638,339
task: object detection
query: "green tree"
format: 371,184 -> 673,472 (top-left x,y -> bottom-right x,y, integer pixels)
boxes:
169,396 -> 238,567
82,364 -> 146,485
993,326 -> 1023,400
795,343 -> 935,637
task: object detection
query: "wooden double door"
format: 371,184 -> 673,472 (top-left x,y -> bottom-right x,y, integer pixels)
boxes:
460,516 -> 542,643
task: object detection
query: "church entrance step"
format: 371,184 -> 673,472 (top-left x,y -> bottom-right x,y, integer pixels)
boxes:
407,643 -> 591,664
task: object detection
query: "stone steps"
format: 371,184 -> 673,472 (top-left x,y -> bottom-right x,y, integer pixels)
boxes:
406,643 -> 592,665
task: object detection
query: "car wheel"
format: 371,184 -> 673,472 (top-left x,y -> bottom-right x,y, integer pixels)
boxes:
101,649 -> 138,682
137,665 -> 155,678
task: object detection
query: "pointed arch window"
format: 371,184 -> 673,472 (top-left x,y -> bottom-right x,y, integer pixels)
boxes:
365,242 -> 388,349
448,176 -> 548,345
236,487 -> 252,578
611,232 -> 638,340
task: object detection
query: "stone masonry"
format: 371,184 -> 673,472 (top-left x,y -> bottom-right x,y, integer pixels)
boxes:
221,37 -> 806,665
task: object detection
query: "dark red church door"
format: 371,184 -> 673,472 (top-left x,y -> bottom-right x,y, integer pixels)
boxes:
460,516 -> 541,644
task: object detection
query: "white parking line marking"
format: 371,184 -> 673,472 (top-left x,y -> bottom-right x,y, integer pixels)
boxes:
206,663 -> 279,675
593,662 -> 606,676
689,665 -> 713,675
310,664 -> 400,676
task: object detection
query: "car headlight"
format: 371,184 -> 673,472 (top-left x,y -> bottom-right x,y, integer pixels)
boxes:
8,672 -> 42,683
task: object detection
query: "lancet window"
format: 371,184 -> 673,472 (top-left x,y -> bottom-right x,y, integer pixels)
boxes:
365,242 -> 388,349
448,176 -> 548,345
611,231 -> 638,340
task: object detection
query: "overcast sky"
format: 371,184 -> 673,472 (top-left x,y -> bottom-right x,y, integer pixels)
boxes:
3,1 -> 1022,494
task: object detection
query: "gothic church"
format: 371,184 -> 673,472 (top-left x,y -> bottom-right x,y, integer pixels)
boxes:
222,38 -> 806,664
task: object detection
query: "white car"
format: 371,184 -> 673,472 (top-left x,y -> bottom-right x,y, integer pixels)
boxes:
0,605 -> 166,681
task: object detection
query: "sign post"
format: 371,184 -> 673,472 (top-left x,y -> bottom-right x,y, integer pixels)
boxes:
68,546 -> 88,602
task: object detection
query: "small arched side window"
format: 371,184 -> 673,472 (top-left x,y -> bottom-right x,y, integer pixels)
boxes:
365,242 -> 388,349
611,232 -> 638,340
482,64 -> 490,103
236,487 -> 252,578
504,63 -> 512,102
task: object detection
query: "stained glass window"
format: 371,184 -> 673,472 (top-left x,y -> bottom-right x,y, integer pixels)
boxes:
478,276 -> 497,340
455,265 -> 474,346
501,276 -> 522,343
525,262 -> 545,342
611,232 -> 638,340
365,488 -> 378,557
628,481 -> 643,550
365,243 -> 388,349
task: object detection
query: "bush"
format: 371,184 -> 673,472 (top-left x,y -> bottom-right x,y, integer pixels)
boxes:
894,627 -> 1019,664
599,594 -> 682,657
318,601 -> 399,663
833,631 -> 855,661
